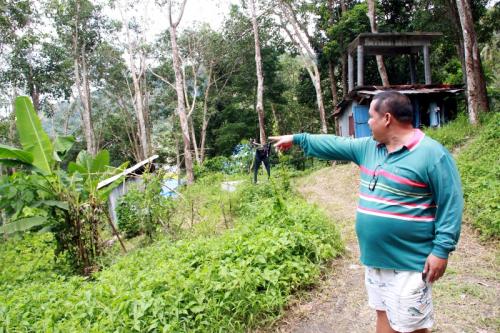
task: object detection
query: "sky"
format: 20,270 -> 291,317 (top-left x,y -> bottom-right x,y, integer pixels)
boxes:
181,0 -> 237,30
107,0 -> 239,43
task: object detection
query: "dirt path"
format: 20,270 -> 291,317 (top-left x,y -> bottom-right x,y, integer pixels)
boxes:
260,163 -> 500,333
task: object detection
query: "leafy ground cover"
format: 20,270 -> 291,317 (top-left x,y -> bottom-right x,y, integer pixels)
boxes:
455,112 -> 500,239
0,173 -> 343,332
424,113 -> 476,150
425,112 -> 499,239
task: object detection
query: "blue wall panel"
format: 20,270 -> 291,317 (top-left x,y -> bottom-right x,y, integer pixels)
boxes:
353,104 -> 372,138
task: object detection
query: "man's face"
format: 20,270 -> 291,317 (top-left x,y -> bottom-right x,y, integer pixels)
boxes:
368,100 -> 387,143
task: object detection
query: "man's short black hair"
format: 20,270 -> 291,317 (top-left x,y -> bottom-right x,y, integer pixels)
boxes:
372,91 -> 413,123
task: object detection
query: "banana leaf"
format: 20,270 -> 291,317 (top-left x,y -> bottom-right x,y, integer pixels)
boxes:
15,96 -> 54,175
36,200 -> 69,211
0,216 -> 48,235
53,135 -> 76,161
0,144 -> 34,165
0,159 -> 34,168
72,150 -> 110,175
90,150 -> 110,173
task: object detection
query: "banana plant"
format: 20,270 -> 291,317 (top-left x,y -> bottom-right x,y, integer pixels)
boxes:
0,97 -> 124,238
1,96 -> 130,273
0,96 -> 70,234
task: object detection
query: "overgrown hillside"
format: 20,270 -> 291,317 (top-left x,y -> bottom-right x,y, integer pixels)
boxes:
0,173 -> 343,332
426,112 -> 500,239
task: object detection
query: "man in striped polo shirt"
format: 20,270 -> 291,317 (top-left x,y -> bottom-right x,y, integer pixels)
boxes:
269,91 -> 463,333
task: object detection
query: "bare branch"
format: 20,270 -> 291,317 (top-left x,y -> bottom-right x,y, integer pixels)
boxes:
169,0 -> 188,28
148,68 -> 176,89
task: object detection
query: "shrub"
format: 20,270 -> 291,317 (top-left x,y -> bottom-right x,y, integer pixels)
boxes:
197,144 -> 254,177
116,172 -> 177,240
116,186 -> 144,238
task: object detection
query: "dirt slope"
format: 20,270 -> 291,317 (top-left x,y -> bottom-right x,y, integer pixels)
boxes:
258,163 -> 499,333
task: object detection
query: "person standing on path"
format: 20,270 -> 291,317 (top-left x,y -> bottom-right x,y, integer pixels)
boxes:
250,138 -> 271,184
269,91 -> 463,333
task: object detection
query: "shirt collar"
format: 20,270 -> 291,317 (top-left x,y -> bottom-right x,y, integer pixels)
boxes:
375,129 -> 425,152
404,129 -> 425,151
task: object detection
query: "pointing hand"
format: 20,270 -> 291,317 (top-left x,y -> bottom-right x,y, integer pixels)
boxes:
269,135 -> 294,152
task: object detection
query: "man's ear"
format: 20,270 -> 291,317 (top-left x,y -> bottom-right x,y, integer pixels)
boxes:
384,112 -> 392,127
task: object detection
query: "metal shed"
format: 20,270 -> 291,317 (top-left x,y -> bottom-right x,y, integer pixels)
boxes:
333,85 -> 464,138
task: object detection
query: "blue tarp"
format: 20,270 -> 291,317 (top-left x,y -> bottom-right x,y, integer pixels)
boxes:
161,178 -> 183,198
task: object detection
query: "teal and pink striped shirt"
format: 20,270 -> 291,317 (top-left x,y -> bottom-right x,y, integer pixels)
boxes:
293,130 -> 463,272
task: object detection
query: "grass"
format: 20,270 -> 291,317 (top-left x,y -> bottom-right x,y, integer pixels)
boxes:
424,113 -> 477,150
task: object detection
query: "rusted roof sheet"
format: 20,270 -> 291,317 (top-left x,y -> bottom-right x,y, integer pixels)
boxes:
333,84 -> 464,116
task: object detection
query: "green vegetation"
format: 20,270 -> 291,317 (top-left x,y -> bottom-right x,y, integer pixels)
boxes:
116,172 -> 176,240
0,97 -> 127,274
426,112 -> 500,239
0,173 -> 343,332
424,113 -> 476,150
456,113 -> 500,239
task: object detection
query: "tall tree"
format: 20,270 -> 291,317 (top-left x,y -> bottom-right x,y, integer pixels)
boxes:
92,42 -> 144,164
325,0 -> 339,105
367,0 -> 390,86
248,0 -> 267,144
166,0 -> 194,184
1,0 -> 71,113
117,1 -> 152,160
175,25 -> 235,164
456,0 -> 490,124
340,0 -> 348,96
72,0 -> 95,155
50,0 -> 106,155
277,0 -> 328,133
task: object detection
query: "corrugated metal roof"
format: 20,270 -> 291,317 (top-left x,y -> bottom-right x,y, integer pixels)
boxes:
333,84 -> 464,116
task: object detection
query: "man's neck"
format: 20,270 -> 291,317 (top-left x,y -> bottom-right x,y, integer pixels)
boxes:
385,126 -> 415,153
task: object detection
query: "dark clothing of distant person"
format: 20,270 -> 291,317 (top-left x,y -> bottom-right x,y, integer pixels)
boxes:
252,141 -> 271,183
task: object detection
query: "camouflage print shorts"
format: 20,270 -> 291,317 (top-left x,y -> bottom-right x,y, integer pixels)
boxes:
365,267 -> 434,332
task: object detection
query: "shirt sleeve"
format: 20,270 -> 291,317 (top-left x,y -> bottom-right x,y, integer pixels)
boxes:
428,152 -> 464,259
292,133 -> 370,165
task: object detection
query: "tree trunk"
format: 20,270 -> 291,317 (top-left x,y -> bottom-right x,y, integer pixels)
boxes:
74,46 -> 97,156
189,117 -> 200,164
279,1 -> 327,133
123,16 -> 150,161
311,66 -> 328,134
340,2 -> 348,97
80,47 -> 97,154
367,0 -> 390,86
27,67 -> 41,113
168,0 -> 194,184
326,1 -> 338,105
200,65 -> 212,164
456,0 -> 490,124
73,0 -> 96,156
250,0 -> 266,144
341,55 -> 348,97
445,0 -> 468,86
328,60 -> 338,105
340,0 -> 347,13
129,60 -> 149,160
